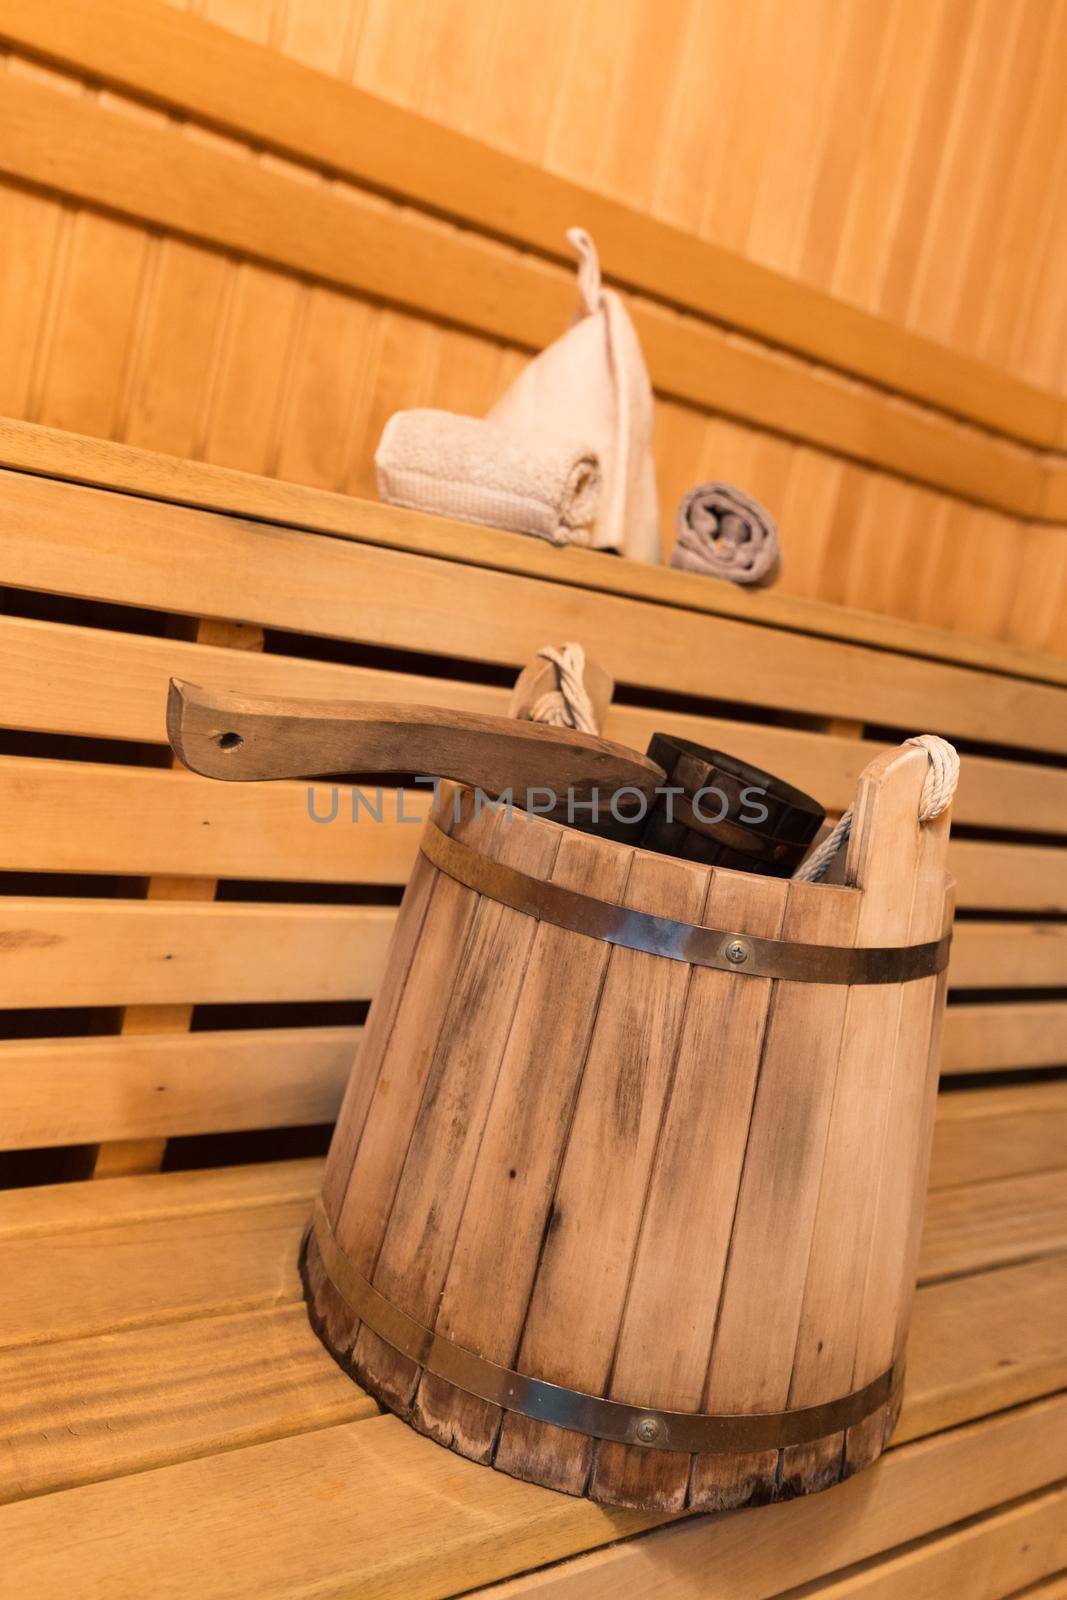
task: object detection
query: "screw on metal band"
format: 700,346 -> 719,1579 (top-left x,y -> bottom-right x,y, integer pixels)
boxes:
308,1201 -> 904,1455
419,819 -> 950,986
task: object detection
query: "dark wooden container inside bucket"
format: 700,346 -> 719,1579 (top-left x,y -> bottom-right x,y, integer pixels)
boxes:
304,744 -> 954,1512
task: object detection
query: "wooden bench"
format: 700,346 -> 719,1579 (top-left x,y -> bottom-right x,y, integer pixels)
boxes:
2,419 -> 1066,1596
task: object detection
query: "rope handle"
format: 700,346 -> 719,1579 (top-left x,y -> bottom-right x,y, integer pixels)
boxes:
529,642 -> 599,734
795,735 -> 959,884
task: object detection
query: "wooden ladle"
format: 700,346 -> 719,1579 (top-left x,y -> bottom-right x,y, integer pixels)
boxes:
167,680 -> 664,819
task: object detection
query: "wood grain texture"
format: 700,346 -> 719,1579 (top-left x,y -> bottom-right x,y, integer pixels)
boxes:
918,1168 -> 1067,1283
590,867 -> 791,1510
0,67 -> 1047,522
4,421 -> 1065,688
1,1144 -> 1066,1590
0,1156 -> 1063,1512
166,679 -> 662,805
4,1388 -> 1067,1600
0,0 -> 1058,447
410,828 -> 632,1462
0,1026 -> 359,1149
490,847 -> 709,1496
0,1303 -> 376,1505
754,1485 -> 1067,1600
0,897 -> 1055,1013
472,1395 -> 1067,1599
5,468 -> 1066,752
8,611 -> 1067,835
1,0 -> 1066,654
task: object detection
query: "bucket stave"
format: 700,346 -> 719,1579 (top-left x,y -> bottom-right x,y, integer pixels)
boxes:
306,744 -> 953,1511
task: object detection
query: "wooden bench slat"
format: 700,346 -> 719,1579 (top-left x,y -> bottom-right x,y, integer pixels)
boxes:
0,1146 -> 1062,1588
918,1170 -> 1067,1282
0,1152 -> 1060,1362
0,898 -> 395,1010
4,427 -> 1067,693
941,1001 -> 1067,1074
946,841 -> 1067,915
0,1302 -> 376,1506
4,1006 -> 1060,1154
897,1253 -> 1067,1446
0,1187 -> 1061,1523
0,77 -> 1049,523
0,1157 -> 322,1243
928,1086 -> 1067,1189
474,1398 -> 1067,1599
6,757 -> 1067,916
4,472 -> 1064,752
0,1200 -> 310,1352
1,899 -> 1061,1010
530,1486 -> 1067,1600
0,1027 -> 359,1150
933,1081 -> 1067,1120
2,1016 -> 1064,1160
0,2 -> 1058,454
0,758 -> 432,885
9,614 -> 1067,835
946,923 -> 1067,991
3,1385 -> 1065,1600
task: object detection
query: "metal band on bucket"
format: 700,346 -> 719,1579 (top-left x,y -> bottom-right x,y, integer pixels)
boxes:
420,819 -> 950,986
309,1202 -> 903,1454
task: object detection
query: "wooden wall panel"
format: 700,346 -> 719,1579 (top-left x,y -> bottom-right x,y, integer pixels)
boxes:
338,0 -> 1067,396
0,4 -> 1066,656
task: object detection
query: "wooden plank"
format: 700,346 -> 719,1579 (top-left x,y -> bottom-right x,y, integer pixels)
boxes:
941,1001 -> 1067,1073
356,807 -> 567,1416
4,418 -> 1067,693
0,611 -> 508,743
0,899 -> 1060,1012
769,1486 -> 1067,1600
0,1213 -> 1062,1532
2,1013 -> 1059,1163
0,1157 -> 322,1242
4,471 -> 1066,753
0,1303 -> 376,1505
946,923 -> 1067,990
410,829 -> 633,1463
4,1388 -> 1067,1600
0,0 -> 1058,451
897,1253 -> 1067,1445
592,867 -> 792,1510
948,840 -> 1067,914
776,749 -> 932,1498
930,1083 -> 1067,1188
0,74 -> 1049,519
919,1170 -> 1067,1282
0,1200 -> 311,1351
0,898 -> 394,1010
0,1026 -> 360,1149
0,757 -> 433,884
476,1397 -> 1067,1599
6,754 -> 1067,911
1020,1577 -> 1067,1599
493,850 -> 710,1498
9,613 -> 1067,837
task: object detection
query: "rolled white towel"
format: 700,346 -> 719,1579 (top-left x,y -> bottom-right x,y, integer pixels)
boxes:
375,409 -> 600,547
671,481 -> 781,586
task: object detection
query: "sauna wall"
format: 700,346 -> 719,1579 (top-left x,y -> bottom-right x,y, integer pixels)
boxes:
1,0 -> 1066,653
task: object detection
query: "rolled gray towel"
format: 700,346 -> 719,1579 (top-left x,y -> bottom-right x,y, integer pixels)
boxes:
671,482 -> 781,586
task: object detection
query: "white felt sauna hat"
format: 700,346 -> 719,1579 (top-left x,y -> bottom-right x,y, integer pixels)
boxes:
488,229 -> 663,565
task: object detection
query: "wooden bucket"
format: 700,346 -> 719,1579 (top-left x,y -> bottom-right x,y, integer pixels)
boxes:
304,743 -> 954,1512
